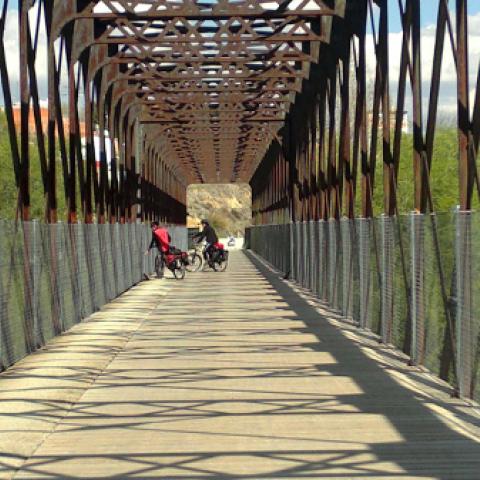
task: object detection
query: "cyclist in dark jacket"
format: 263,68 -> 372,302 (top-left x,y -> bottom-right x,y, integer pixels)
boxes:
193,219 -> 218,261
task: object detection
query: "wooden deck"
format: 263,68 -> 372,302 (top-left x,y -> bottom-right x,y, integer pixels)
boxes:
1,251 -> 479,479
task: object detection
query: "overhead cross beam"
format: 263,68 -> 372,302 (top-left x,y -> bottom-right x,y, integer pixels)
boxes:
50,0 -> 335,184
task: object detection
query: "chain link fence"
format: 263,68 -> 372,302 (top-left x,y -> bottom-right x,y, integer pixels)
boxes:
0,221 -> 187,370
456,212 -> 480,400
247,224 -> 291,275
246,211 -> 480,402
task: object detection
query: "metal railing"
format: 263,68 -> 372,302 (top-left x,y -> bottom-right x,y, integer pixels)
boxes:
247,211 -> 480,402
0,221 -> 187,370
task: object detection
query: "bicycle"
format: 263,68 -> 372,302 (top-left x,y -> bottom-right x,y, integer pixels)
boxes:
203,242 -> 229,272
186,242 -> 203,272
212,244 -> 229,272
155,248 -> 187,280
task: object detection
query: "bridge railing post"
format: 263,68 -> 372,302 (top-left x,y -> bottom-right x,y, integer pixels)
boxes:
298,221 -> 302,285
289,222 -> 294,280
336,220 -> 343,313
410,212 -> 426,366
272,225 -> 276,270
145,225 -> 151,277
292,222 -> 300,282
310,220 -> 318,295
302,221 -> 306,287
86,224 -> 99,311
315,221 -> 320,297
66,223 -> 82,327
305,222 -> 309,288
265,225 -> 270,265
318,220 -> 328,302
267,225 -> 272,266
277,224 -> 281,271
121,224 -> 129,294
78,222 -> 92,319
306,221 -> 312,290
103,224 -> 111,298
358,218 -> 371,329
129,223 -> 137,286
340,218 -> 353,320
280,224 -> 286,273
131,223 -> 139,285
455,210 -> 478,399
351,220 -> 361,326
100,224 -> 110,305
143,224 -> 152,276
327,219 -> 336,307
299,221 -> 306,288
268,225 -> 272,264
54,223 -> 66,333
125,224 -> 134,290
111,223 -> 120,296
122,224 -> 131,292
278,225 -> 282,272
271,225 -> 276,268
31,220 -> 40,348
380,215 -> 395,345
283,223 -> 289,275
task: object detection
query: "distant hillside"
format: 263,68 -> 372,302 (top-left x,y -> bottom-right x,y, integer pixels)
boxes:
187,184 -> 252,236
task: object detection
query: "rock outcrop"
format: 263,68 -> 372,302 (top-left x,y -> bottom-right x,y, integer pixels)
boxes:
187,184 -> 252,236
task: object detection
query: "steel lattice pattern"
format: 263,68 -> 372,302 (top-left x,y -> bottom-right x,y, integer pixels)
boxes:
52,0 -> 333,184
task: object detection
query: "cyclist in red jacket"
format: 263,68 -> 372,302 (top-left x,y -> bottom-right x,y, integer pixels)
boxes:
145,221 -> 171,255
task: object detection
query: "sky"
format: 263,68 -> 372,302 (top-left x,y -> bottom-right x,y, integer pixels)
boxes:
387,1 -> 480,32
365,1 -> 480,123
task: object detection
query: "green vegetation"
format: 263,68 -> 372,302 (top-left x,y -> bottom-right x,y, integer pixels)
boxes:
0,111 -> 67,221
0,107 -> 474,222
364,129 -> 463,215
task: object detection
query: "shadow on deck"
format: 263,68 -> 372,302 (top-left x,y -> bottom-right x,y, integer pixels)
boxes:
0,252 -> 479,479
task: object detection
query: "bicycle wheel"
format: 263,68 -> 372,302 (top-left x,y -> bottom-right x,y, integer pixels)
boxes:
173,262 -> 186,280
186,253 -> 202,272
155,255 -> 164,279
213,253 -> 228,272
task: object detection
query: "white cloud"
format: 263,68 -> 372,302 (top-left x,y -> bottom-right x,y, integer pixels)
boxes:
364,11 -> 480,119
2,7 -> 49,103
4,12 -> 20,94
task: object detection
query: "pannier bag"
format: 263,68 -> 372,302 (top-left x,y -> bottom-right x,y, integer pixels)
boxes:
165,246 -> 187,267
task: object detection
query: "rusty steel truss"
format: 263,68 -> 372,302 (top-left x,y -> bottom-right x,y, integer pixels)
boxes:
0,1 -> 479,225
0,0 -> 335,224
251,0 -> 480,224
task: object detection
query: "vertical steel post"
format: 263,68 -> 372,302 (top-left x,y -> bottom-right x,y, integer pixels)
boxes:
19,1 -> 30,220
457,0 -> 473,211
410,212 -> 425,365
380,215 -> 394,344
456,210 -> 474,398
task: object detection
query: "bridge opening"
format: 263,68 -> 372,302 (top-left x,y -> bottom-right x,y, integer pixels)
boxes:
187,183 -> 252,239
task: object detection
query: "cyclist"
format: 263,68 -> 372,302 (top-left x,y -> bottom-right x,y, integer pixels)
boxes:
145,221 -> 171,256
193,219 -> 219,265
